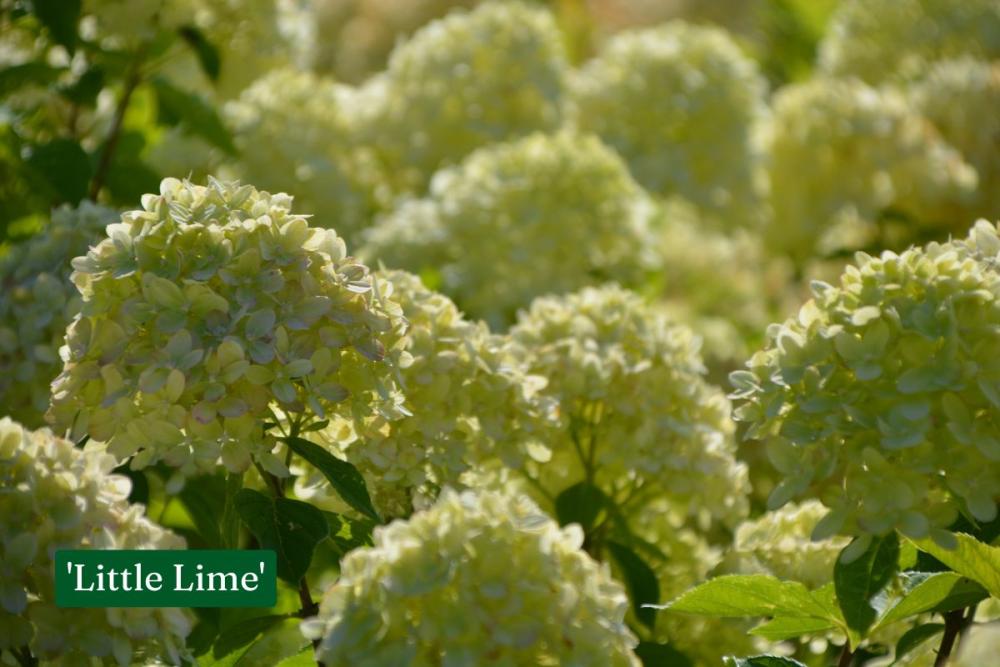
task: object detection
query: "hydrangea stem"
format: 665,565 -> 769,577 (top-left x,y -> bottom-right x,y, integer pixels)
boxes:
934,607 -> 968,667
837,643 -> 853,667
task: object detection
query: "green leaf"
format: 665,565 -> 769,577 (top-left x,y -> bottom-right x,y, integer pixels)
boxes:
0,62 -> 65,97
32,0 -> 80,53
274,647 -> 317,666
750,616 -> 838,641
659,574 -> 833,620
151,77 -> 236,154
909,532 -> 1000,598
187,607 -> 221,657
24,138 -> 91,204
213,614 -> 289,659
180,475 -> 226,548
284,437 -> 380,522
112,464 -> 149,506
634,641 -> 693,667
235,489 -> 328,583
607,541 -> 660,630
322,511 -> 375,556
554,481 -> 607,532
221,472 -> 244,550
723,657 -> 807,667
231,618 -> 310,667
834,534 -> 900,647
892,623 -> 944,665
875,572 -> 987,631
102,130 -> 160,205
60,66 -> 104,107
177,26 -> 221,81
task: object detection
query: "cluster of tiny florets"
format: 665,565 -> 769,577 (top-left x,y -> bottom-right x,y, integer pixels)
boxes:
49,178 -> 405,476
0,418 -> 191,665
301,488 -> 639,666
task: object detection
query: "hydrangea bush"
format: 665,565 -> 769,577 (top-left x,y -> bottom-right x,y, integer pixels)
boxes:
301,489 -> 640,666
572,21 -> 769,228
0,418 -> 191,665
49,178 -> 406,476
0,202 -> 117,426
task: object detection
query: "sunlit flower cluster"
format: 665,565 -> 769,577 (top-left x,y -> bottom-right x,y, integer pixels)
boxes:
910,58 -> 1000,222
0,202 -> 117,427
766,78 -> 977,262
362,133 -> 653,327
819,0 -> 1000,84
296,270 -> 554,517
0,418 -> 191,665
301,488 -> 639,666
357,1 -> 569,193
732,225 -> 1000,540
571,21 -> 768,228
510,285 -> 749,525
226,68 -> 385,246
49,178 -> 405,476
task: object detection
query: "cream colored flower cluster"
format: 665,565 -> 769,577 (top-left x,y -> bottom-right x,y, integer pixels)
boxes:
0,418 -> 191,665
296,270 -> 554,518
358,1 -> 569,193
819,0 -> 1000,84
49,178 -> 405,476
732,224 -> 1000,540
226,67 -> 385,246
0,203 -> 117,426
572,21 -> 768,228
362,133 -> 653,327
910,58 -> 1000,222
766,78 -> 977,262
510,285 -> 749,525
722,501 -> 849,589
301,488 -> 639,666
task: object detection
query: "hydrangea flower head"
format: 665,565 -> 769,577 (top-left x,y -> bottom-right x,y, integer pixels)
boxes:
0,418 -> 191,664
572,21 -> 768,228
0,202 -> 117,426
49,178 -> 405,476
732,225 -> 1000,540
301,488 -> 639,666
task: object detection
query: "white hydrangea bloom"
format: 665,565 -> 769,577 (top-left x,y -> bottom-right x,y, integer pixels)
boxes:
722,501 -> 849,589
571,21 -> 768,228
510,285 -> 749,525
49,178 -> 406,477
732,223 -> 1000,540
766,78 -> 977,262
0,418 -> 191,665
361,133 -> 654,327
910,58 -> 1000,222
358,1 -> 569,193
0,203 -> 118,426
301,488 -> 639,666
295,270 -> 555,517
226,68 -> 386,246
819,0 -> 1000,84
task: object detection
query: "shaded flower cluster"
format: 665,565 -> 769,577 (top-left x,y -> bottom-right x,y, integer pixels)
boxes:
0,418 -> 191,665
0,202 -> 117,426
362,133 -> 653,327
49,178 -> 405,476
571,21 -> 768,228
510,285 -> 749,525
301,488 -> 639,666
732,224 -> 1000,540
765,78 -> 976,262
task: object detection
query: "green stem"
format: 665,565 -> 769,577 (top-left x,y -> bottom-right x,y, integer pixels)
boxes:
837,642 -> 853,667
934,608 -> 966,667
88,45 -> 145,200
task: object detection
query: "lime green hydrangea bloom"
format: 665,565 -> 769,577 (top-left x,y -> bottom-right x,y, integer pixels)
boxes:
721,501 -> 849,589
910,58 -> 1000,222
0,417 -> 191,665
361,133 -> 653,327
732,226 -> 1000,540
0,203 -> 117,427
226,68 -> 385,246
301,488 -> 639,666
819,0 -> 1000,84
49,178 -> 405,476
510,285 -> 749,525
572,21 -> 768,228
766,78 -> 977,262
295,270 -> 555,517
358,1 -> 569,193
